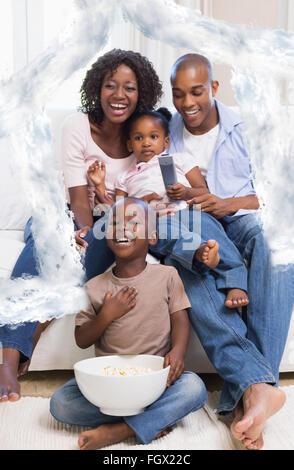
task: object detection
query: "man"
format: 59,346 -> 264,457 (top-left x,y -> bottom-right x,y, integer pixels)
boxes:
158,53 -> 293,450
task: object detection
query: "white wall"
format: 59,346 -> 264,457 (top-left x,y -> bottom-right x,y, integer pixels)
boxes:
3,0 -> 293,108
110,0 -> 293,107
211,0 -> 280,105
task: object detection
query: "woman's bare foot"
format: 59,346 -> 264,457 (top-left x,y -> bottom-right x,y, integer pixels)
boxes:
231,383 -> 286,450
0,348 -> 21,402
225,289 -> 249,309
17,320 -> 52,378
17,360 -> 30,378
78,422 -> 135,450
195,240 -> 220,268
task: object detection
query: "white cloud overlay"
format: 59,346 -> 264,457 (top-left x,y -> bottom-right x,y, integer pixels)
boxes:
0,0 -> 114,325
121,0 -> 294,264
0,0 -> 293,325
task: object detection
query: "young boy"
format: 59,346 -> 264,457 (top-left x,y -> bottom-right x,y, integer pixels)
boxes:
88,109 -> 249,309
50,197 -> 207,450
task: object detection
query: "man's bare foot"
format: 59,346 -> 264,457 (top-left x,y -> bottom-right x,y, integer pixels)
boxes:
195,240 -> 220,269
243,434 -> 264,450
78,422 -> 135,450
225,289 -> 249,309
231,383 -> 286,450
0,348 -> 21,402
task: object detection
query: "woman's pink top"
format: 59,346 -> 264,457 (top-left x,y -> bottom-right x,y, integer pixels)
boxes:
62,112 -> 136,208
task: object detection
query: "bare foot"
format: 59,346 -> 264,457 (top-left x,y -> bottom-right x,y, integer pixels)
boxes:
155,427 -> 172,439
17,320 -> 51,378
243,434 -> 264,450
78,422 -> 135,450
230,403 -> 246,441
17,360 -> 30,378
0,348 -> 21,402
195,240 -> 220,268
231,383 -> 286,450
225,289 -> 249,309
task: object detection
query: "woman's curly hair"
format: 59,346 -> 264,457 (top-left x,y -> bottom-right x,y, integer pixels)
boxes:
79,49 -> 163,125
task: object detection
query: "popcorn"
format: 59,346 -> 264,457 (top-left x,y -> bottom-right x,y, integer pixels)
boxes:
100,366 -> 153,376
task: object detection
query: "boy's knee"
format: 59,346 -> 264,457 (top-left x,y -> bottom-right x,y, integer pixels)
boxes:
50,387 -> 70,423
50,390 -> 62,421
181,372 -> 208,409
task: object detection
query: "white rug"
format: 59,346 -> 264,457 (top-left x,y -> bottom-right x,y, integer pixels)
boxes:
1,387 -> 294,450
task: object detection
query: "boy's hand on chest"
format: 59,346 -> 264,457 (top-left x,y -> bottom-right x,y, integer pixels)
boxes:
101,287 -> 137,321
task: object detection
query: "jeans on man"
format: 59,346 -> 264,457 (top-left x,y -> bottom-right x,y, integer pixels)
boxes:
160,214 -> 294,413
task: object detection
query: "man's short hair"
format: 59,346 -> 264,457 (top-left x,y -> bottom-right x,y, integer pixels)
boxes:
170,53 -> 214,82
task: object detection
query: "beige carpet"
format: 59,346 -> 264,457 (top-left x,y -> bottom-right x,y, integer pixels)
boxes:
1,387 -> 294,450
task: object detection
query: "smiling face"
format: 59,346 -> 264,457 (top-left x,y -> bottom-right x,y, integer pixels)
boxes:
100,64 -> 139,124
127,116 -> 170,162
171,65 -> 219,135
106,199 -> 157,261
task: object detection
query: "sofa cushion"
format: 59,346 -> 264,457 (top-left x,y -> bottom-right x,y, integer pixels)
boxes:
0,237 -> 25,278
0,230 -> 24,242
29,314 -> 94,371
0,138 -> 32,231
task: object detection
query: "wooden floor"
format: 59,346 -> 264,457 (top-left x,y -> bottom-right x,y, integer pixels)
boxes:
18,370 -> 294,398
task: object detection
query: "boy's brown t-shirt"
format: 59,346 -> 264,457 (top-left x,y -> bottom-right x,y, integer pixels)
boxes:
75,263 -> 191,357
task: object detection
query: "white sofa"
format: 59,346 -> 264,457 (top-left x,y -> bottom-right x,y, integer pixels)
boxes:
0,108 -> 293,374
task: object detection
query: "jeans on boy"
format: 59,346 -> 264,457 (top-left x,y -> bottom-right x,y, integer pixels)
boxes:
50,372 -> 207,444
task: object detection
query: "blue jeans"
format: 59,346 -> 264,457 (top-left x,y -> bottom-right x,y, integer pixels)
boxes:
161,214 -> 294,414
154,210 -> 248,291
0,219 -> 40,360
50,372 -> 207,445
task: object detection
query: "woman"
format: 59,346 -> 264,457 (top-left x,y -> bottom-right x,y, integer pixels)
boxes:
0,49 -> 163,402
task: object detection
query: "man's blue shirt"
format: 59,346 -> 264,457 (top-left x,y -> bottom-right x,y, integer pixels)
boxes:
168,100 -> 257,217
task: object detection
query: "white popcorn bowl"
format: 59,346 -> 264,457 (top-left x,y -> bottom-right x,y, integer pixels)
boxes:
74,354 -> 170,416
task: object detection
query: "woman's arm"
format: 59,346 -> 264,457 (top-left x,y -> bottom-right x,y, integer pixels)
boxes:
68,186 -> 93,229
62,114 -> 94,230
